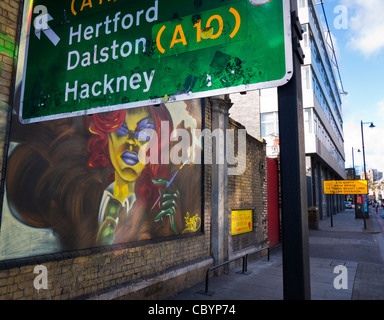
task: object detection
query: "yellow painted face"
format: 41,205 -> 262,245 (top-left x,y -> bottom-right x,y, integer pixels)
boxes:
107,107 -> 154,182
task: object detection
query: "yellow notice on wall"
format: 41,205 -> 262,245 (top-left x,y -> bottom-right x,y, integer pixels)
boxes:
323,180 -> 368,195
231,210 -> 253,235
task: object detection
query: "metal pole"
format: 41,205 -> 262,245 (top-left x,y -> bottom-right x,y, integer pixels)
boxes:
244,254 -> 248,274
205,269 -> 209,294
277,1 -> 311,300
352,147 -> 356,180
361,121 -> 367,229
352,147 -> 357,216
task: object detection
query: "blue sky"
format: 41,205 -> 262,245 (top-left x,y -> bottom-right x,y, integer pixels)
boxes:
321,0 -> 384,173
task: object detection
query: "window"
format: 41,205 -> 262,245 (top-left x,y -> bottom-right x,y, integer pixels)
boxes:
261,112 -> 279,138
298,0 -> 307,8
302,65 -> 311,90
304,109 -> 313,133
302,24 -> 309,47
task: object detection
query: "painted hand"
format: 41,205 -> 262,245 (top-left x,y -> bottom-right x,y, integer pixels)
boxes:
152,177 -> 180,234
96,198 -> 122,245
96,217 -> 117,245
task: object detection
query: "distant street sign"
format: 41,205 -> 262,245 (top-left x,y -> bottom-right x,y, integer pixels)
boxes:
323,180 -> 368,195
16,0 -> 292,123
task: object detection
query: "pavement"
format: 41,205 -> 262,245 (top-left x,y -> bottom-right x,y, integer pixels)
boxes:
169,208 -> 384,300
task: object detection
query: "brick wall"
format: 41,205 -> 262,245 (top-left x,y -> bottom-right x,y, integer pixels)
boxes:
0,93 -> 268,301
0,0 -> 20,183
229,91 -> 261,141
228,118 -> 268,255
0,1 -> 268,300
0,98 -> 213,300
0,236 -> 212,300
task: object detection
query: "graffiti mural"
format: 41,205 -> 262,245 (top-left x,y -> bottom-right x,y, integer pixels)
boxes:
0,32 -> 18,69
0,101 -> 203,260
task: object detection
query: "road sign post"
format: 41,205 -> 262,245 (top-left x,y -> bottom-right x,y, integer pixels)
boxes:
324,180 -> 369,229
277,0 -> 311,300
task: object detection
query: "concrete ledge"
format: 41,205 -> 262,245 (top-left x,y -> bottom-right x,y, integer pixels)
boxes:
85,257 -> 214,300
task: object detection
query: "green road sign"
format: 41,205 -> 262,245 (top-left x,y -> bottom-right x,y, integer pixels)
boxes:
16,0 -> 292,123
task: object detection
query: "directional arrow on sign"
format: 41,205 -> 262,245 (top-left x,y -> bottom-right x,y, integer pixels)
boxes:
33,5 -> 60,46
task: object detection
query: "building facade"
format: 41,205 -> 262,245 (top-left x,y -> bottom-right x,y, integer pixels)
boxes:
230,0 -> 345,220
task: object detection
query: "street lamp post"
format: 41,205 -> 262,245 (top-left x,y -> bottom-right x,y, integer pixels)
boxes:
360,120 -> 375,229
352,147 -> 359,180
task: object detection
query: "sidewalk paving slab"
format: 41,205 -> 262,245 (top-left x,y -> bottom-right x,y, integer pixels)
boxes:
169,209 -> 384,300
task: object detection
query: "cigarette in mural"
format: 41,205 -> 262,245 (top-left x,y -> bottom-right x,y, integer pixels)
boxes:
152,159 -> 190,210
249,0 -> 271,5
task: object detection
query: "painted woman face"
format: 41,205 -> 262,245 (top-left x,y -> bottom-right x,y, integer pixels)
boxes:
107,107 -> 154,182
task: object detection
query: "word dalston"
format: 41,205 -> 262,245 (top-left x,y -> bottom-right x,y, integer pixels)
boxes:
17,0 -> 291,123
323,180 -> 368,195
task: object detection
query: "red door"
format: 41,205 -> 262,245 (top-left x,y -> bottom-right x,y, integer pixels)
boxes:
267,158 -> 280,246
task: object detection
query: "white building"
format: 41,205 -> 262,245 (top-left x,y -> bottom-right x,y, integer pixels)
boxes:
230,0 -> 345,219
